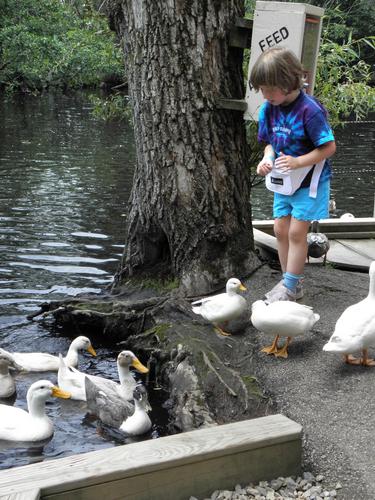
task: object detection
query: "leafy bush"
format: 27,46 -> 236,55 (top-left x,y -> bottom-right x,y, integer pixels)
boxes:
89,93 -> 133,122
0,0 -> 124,92
314,5 -> 375,125
315,36 -> 375,125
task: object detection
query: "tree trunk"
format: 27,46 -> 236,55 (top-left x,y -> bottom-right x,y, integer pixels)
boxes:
108,0 -> 258,295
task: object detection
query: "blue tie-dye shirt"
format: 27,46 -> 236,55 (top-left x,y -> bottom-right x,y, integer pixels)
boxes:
258,90 -> 334,183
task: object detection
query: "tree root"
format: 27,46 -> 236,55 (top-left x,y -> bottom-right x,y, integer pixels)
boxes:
202,351 -> 237,397
27,286 -> 271,431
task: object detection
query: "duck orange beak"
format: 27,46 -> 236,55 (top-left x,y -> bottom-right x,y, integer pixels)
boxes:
52,386 -> 71,399
87,345 -> 97,356
131,357 -> 149,374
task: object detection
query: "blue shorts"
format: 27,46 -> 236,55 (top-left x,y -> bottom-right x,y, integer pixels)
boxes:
273,180 -> 330,221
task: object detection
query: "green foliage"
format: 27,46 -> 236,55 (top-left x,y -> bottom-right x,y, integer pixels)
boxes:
315,5 -> 375,125
310,1 -> 375,66
0,0 -> 124,92
315,35 -> 375,125
89,93 -> 133,123
244,0 -> 255,19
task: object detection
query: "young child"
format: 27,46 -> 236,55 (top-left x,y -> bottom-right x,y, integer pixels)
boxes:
250,47 -> 336,302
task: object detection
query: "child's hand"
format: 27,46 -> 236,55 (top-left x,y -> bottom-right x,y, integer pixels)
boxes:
274,152 -> 299,171
256,156 -> 274,176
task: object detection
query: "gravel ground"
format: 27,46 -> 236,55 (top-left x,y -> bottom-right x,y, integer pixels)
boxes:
191,471 -> 342,499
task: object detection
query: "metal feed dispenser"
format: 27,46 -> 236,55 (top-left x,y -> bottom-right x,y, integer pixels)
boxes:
244,1 -> 324,121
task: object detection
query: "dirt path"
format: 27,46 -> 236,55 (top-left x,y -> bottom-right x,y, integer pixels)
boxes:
249,264 -> 374,500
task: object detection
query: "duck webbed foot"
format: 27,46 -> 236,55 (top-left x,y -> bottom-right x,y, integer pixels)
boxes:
344,354 -> 361,365
261,335 -> 280,355
274,337 -> 292,358
361,349 -> 375,367
344,352 -> 375,366
214,325 -> 231,337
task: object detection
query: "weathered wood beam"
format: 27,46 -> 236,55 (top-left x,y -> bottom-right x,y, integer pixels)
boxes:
217,98 -> 248,112
229,17 -> 253,48
0,415 -> 302,500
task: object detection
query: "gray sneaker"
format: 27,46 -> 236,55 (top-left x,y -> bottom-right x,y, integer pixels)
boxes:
264,279 -> 284,301
264,279 -> 304,302
295,279 -> 304,299
264,284 -> 297,304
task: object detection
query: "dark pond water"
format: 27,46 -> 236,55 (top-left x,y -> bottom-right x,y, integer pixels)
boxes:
0,93 -> 374,470
0,93 -> 169,471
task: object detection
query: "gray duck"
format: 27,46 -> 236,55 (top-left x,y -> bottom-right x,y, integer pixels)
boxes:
307,220 -> 330,264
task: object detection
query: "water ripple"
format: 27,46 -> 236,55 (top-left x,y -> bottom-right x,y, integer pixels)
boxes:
71,231 -> 109,239
15,254 -> 117,264
8,262 -> 109,275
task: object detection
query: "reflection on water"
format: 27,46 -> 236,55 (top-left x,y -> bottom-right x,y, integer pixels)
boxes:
0,93 -> 169,470
252,121 -> 375,219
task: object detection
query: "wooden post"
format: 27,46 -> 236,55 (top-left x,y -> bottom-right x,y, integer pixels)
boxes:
229,17 -> 253,48
216,18 -> 253,112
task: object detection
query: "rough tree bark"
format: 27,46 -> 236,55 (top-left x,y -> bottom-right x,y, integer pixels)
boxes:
108,0 -> 258,295
37,1 -> 269,432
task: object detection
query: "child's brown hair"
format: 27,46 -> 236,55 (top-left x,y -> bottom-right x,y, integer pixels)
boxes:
250,47 -> 304,94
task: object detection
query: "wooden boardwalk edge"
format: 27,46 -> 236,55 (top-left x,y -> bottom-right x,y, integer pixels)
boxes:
253,225 -> 375,271
0,414 -> 302,500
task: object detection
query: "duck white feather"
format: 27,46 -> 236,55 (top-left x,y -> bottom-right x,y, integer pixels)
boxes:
323,261 -> 375,366
251,300 -> 320,358
9,336 -> 96,372
59,350 -> 149,401
191,277 -> 247,336
120,385 -> 152,436
0,380 -> 70,442
0,349 -> 23,398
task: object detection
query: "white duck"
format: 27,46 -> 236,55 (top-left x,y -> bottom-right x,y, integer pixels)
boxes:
0,349 -> 23,398
9,336 -> 96,372
251,300 -> 320,358
58,350 -> 149,401
120,385 -> 152,436
340,213 -> 355,220
323,261 -> 375,366
191,277 -> 247,336
0,380 -> 70,442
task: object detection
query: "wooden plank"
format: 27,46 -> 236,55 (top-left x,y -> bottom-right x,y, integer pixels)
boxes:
45,441 -> 300,500
0,490 -> 40,500
234,17 -> 254,30
253,228 -> 375,270
229,17 -> 253,48
252,218 -> 375,239
256,1 -> 324,16
0,415 -> 301,500
321,232 -> 375,239
217,98 -> 248,111
332,239 -> 375,265
253,228 -> 277,251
